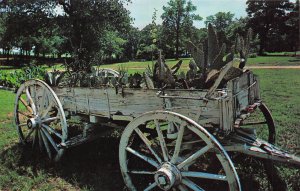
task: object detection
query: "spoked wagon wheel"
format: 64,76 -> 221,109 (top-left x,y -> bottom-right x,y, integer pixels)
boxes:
119,111 -> 241,191
239,102 -> 286,190
14,79 -> 67,162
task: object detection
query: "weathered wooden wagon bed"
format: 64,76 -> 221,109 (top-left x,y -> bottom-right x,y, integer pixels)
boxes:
13,68 -> 300,191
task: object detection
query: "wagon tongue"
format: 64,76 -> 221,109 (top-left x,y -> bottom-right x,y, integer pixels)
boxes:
248,140 -> 300,166
226,137 -> 300,167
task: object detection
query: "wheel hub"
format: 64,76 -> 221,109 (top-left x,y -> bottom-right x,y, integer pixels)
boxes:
154,163 -> 181,190
27,117 -> 40,129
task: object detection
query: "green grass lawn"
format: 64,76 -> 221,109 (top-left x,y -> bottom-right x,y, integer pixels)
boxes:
265,52 -> 300,56
0,69 -> 300,190
251,69 -> 300,190
248,56 -> 300,66
252,69 -> 300,148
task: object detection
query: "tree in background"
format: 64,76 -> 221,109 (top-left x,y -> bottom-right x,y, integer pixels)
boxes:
0,0 -> 59,63
286,0 -> 299,52
136,9 -> 160,60
123,26 -> 140,61
246,0 -> 294,54
58,0 -> 131,71
161,0 -> 202,59
205,12 -> 234,32
99,30 -> 127,62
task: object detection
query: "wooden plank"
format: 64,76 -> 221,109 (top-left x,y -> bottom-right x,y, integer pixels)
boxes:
107,88 -> 163,117
223,98 -> 234,131
53,86 -> 223,126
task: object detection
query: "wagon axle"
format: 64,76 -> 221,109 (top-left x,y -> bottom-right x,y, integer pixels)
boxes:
154,163 -> 182,190
27,117 -> 41,129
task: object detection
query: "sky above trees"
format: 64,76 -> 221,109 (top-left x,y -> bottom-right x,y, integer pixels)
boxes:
125,0 -> 247,29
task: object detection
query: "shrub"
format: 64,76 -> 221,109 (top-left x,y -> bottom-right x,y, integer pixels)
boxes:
0,65 -> 46,90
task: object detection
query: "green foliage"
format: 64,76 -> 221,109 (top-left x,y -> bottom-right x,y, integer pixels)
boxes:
33,26 -> 66,57
0,1 -> 58,56
123,26 -> 141,60
246,0 -> 296,53
58,0 -> 131,71
205,12 -> 235,31
97,30 -> 127,63
0,65 -> 46,89
161,0 -> 202,59
136,23 -> 159,60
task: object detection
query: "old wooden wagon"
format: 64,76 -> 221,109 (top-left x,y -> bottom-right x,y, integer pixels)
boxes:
13,64 -> 300,191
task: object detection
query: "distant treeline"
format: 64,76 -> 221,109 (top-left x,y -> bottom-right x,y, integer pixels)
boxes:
0,0 -> 298,68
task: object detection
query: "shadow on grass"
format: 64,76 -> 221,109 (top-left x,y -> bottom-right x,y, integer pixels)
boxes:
288,58 -> 300,62
0,140 -> 266,191
1,136 -> 299,191
0,137 -> 126,191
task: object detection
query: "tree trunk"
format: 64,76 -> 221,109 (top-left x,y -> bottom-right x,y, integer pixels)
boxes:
175,1 -> 181,60
259,32 -> 267,55
6,49 -> 9,62
175,29 -> 179,60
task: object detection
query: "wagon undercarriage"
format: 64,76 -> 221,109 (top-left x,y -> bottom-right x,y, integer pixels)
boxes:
13,73 -> 300,190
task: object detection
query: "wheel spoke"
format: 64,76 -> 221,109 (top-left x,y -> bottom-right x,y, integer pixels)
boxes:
38,130 -> 43,151
41,124 -> 62,139
42,116 -> 59,123
25,87 -> 37,115
32,128 -> 38,148
20,97 -> 33,114
182,178 -> 205,191
135,128 -> 162,163
126,147 -> 159,168
41,102 -> 53,118
128,170 -> 155,175
182,171 -> 227,181
40,129 -> 52,159
171,122 -> 186,164
41,127 -> 59,152
144,182 -> 157,191
24,128 -> 35,142
32,85 -> 38,113
178,184 -> 189,191
18,111 -> 32,118
154,119 -> 169,162
177,145 -> 211,169
38,87 -> 47,115
19,123 -> 28,127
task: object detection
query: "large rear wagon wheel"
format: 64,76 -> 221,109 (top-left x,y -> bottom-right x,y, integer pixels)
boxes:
14,79 -> 68,162
119,111 -> 241,191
